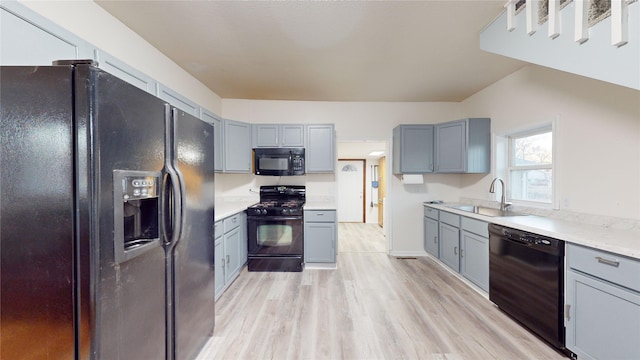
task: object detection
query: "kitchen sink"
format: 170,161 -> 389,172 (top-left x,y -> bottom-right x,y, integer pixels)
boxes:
447,205 -> 528,217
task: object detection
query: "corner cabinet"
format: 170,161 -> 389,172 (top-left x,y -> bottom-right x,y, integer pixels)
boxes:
305,124 -> 335,173
200,109 -> 223,172
392,125 -> 434,174
434,118 -> 490,173
304,210 -> 337,264
253,124 -> 305,148
565,244 -> 640,360
223,119 -> 252,173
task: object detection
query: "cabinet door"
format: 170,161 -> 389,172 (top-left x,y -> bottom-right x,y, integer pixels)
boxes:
224,119 -> 251,173
223,227 -> 242,283
424,216 -> 439,258
460,230 -> 489,292
94,49 -> 156,94
201,109 -> 223,172
435,120 -> 466,172
157,83 -> 199,116
392,125 -> 434,174
253,124 -> 280,147
305,125 -> 335,173
281,125 -> 304,147
566,270 -> 640,360
304,222 -> 336,263
214,239 -> 225,299
439,222 -> 460,272
1,4 -> 90,66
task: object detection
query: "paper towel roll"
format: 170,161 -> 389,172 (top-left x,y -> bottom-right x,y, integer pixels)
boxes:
401,174 -> 424,184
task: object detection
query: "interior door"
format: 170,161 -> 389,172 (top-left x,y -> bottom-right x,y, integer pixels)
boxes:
338,159 -> 365,222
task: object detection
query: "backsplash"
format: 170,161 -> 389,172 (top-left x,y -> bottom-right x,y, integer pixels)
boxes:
459,197 -> 640,231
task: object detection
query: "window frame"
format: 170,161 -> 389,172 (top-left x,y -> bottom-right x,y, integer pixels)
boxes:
506,124 -> 554,207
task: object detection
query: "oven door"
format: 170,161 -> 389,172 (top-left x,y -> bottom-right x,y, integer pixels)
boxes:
247,215 -> 303,256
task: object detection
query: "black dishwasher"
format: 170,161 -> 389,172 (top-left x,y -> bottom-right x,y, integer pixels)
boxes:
488,224 -> 567,352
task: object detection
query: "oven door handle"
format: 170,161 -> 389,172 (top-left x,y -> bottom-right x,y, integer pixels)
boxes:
248,216 -> 302,221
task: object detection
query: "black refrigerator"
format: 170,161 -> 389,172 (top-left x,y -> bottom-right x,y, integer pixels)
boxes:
0,61 -> 215,359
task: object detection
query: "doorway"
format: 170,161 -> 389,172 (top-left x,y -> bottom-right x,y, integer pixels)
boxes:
337,159 -> 365,222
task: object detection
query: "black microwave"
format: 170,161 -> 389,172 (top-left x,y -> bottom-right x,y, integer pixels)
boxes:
254,148 -> 305,176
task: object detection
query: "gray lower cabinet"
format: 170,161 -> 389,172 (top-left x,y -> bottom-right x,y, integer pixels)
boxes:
565,244 -> 640,360
253,124 -> 305,147
427,207 -> 489,292
305,125 -> 335,173
393,125 -> 434,174
304,210 -> 337,263
460,216 -> 489,292
434,118 -> 490,173
224,119 -> 252,173
423,206 -> 439,258
215,212 -> 248,300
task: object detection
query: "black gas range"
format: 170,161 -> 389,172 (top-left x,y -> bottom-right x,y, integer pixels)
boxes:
246,186 -> 305,272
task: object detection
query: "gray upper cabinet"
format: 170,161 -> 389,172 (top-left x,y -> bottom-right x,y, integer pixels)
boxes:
200,109 -> 223,172
1,2 -> 93,65
392,125 -> 434,174
305,124 -> 335,173
253,124 -> 304,148
224,119 -> 252,173
94,49 -> 156,94
434,118 -> 491,173
157,83 -> 199,117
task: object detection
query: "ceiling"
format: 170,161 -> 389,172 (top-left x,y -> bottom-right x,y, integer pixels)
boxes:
95,0 -> 525,102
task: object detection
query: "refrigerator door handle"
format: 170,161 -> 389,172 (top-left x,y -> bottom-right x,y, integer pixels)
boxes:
162,169 -> 182,246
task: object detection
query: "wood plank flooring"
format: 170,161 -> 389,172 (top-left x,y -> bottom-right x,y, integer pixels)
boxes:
197,223 -> 567,360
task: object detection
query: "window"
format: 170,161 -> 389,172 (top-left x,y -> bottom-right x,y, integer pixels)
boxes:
508,125 -> 553,204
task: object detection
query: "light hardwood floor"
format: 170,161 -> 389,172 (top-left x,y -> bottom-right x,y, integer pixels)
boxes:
197,223 -> 567,360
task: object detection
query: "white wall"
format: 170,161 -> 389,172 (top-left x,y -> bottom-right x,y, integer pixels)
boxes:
461,65 -> 640,220
222,99 -> 463,255
19,0 -> 222,114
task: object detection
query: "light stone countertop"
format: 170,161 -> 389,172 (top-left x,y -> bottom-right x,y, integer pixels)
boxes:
215,197 -> 257,222
424,202 -> 640,260
304,199 -> 337,210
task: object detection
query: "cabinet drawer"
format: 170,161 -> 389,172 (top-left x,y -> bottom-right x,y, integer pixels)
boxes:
440,211 -> 460,227
568,244 -> 640,292
305,210 -> 336,222
223,213 -> 241,233
461,217 -> 488,238
424,206 -> 439,220
214,221 -> 223,239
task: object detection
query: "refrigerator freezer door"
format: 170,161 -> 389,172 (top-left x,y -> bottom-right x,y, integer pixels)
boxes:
168,108 -> 215,360
76,64 -> 168,359
1,66 -> 76,359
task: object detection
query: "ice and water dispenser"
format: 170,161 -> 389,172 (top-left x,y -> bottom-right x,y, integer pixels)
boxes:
113,170 -> 162,263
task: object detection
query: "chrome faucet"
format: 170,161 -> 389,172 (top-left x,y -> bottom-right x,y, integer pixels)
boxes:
489,178 -> 512,212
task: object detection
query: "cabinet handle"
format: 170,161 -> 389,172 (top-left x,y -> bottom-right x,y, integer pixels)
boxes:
460,249 -> 464,258
221,257 -> 225,268
433,236 -> 438,244
595,256 -> 620,267
454,246 -> 458,255
226,255 -> 230,264
564,304 -> 571,321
